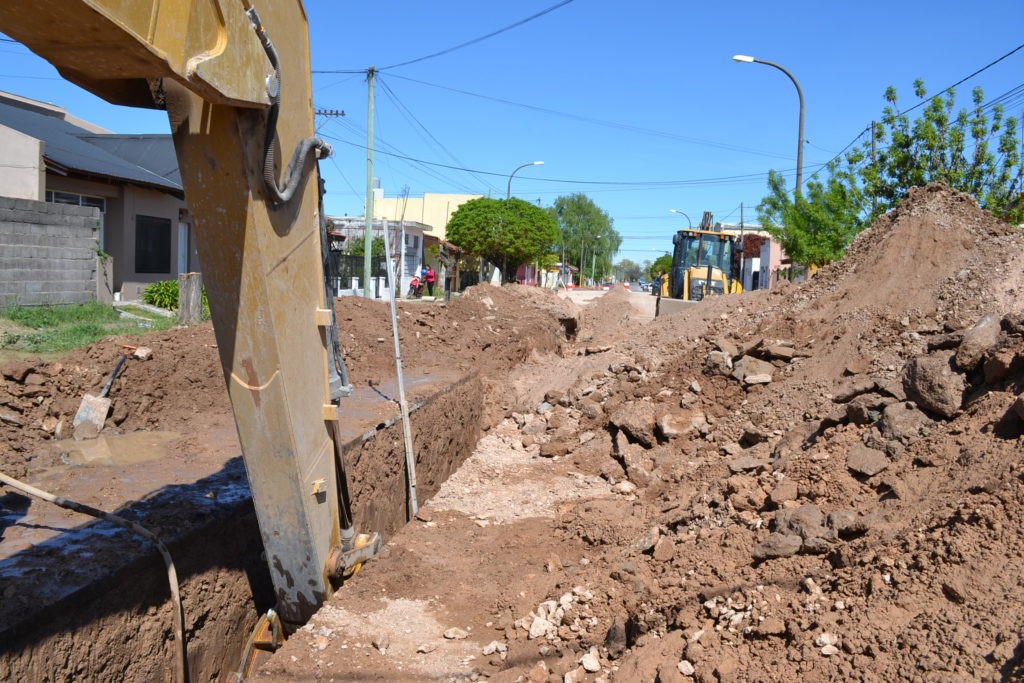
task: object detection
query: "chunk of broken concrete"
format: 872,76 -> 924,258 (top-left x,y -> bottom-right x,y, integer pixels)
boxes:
955,314 -> 1000,372
704,350 -> 733,376
731,356 -> 775,384
879,401 -> 934,444
752,533 -> 802,560
713,337 -> 739,359
903,352 -> 965,419
763,345 -> 795,361
609,402 -> 657,448
656,411 -> 694,440
727,456 -> 771,473
846,443 -> 890,477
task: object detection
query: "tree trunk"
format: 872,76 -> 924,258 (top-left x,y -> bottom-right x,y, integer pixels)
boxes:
178,272 -> 203,325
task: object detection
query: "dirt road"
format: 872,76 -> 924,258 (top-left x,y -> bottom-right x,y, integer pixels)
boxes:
2,183 -> 1024,682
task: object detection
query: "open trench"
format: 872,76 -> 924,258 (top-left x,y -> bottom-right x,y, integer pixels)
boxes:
0,370 -> 489,682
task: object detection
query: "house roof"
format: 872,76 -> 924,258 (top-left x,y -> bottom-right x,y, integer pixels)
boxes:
0,99 -> 182,195
80,135 -> 182,187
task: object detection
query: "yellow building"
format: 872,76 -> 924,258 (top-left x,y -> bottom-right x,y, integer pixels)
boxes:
373,191 -> 481,241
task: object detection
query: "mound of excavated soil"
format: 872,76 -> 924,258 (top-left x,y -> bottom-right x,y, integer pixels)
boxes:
0,283 -> 575,481
5,182 -> 1024,682
263,183 -> 1024,682
474,183 -> 1024,681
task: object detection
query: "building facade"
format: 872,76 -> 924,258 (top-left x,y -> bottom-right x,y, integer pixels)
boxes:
0,91 -> 192,300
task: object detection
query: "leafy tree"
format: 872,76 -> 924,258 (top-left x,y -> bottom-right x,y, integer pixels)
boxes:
648,254 -> 672,280
615,258 -> 642,281
864,81 -> 1022,221
757,81 -> 1023,265
757,167 -> 868,266
446,197 -> 559,282
345,235 -> 385,258
548,194 -> 621,284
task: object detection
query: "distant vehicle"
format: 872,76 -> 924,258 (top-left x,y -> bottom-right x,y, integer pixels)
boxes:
667,211 -> 742,302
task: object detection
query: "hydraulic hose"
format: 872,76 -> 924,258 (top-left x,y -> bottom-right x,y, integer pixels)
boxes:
247,8 -> 331,205
0,472 -> 189,683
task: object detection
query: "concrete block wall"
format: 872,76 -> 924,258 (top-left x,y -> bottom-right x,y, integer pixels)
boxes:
0,196 -> 100,306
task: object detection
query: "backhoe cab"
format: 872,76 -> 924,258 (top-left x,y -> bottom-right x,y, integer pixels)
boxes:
669,211 -> 743,301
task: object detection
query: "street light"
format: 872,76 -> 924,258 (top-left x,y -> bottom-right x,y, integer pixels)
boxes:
507,161 -> 544,200
668,209 -> 692,228
732,54 -> 805,196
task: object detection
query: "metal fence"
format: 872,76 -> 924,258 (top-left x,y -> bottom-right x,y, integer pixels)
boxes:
327,252 -> 387,294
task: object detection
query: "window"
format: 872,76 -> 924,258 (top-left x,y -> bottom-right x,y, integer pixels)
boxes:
135,215 -> 172,274
46,190 -> 105,211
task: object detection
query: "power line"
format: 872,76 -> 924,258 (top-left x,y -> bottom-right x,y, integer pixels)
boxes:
899,41 -> 1024,116
324,134 -> 795,188
311,2 -> 576,74
380,1 -> 575,71
381,73 -> 797,161
377,76 -> 500,195
0,73 -> 62,81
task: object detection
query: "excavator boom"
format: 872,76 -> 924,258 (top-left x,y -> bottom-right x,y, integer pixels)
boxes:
0,0 -> 372,627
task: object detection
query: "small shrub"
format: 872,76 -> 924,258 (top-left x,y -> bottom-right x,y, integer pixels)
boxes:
142,280 -> 179,310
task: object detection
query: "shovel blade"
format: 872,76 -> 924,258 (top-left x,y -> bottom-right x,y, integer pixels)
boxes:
72,394 -> 111,440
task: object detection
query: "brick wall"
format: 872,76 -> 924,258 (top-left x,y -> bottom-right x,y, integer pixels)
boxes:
0,196 -> 100,306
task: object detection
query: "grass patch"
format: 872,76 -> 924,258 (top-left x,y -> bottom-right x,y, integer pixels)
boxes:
0,302 -> 177,354
3,301 -> 120,329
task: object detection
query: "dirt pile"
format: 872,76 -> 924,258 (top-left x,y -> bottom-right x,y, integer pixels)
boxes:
261,183 -> 1024,682
458,184 -> 1024,681
0,283 -> 575,481
4,182 -> 1024,682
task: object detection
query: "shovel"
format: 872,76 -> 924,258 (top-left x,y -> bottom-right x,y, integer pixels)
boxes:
72,346 -> 135,438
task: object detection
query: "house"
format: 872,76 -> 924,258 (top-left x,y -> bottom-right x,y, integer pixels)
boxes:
0,91 -> 192,301
373,190 -> 481,242
326,216 -> 429,297
372,187 -> 483,290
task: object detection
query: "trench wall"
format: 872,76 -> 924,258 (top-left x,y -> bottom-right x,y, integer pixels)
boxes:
0,373 -> 483,682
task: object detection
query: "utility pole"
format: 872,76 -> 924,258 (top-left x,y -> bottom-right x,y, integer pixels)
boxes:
738,202 -> 745,289
314,108 -> 346,119
870,121 -> 877,216
363,67 -> 376,298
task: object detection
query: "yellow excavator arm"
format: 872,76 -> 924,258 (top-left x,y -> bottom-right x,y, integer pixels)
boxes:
0,0 -> 375,628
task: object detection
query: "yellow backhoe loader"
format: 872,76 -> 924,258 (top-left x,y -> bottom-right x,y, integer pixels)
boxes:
668,211 -> 743,301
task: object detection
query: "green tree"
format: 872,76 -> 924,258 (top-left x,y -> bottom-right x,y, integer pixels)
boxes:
757,167 -> 868,266
446,197 -> 559,282
548,194 -> 621,284
757,81 -> 1023,265
345,235 -> 385,258
648,254 -> 672,280
615,258 -> 642,281
865,81 -> 1022,221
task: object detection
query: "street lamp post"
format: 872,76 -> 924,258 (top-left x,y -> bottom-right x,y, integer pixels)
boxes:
732,55 -> 805,196
507,161 -> 544,200
668,209 -> 693,228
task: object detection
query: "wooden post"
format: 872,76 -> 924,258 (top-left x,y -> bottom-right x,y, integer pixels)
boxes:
178,272 -> 203,325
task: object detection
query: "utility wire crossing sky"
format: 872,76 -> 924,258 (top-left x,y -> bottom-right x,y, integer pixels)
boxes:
2,1 -> 1023,262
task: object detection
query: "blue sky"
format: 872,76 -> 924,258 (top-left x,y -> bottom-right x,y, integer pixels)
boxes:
3,1 -> 1024,265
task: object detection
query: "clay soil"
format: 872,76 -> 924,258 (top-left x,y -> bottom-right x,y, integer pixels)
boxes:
3,183 -> 1024,682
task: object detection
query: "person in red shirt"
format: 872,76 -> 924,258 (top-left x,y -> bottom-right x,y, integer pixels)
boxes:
425,266 -> 437,296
